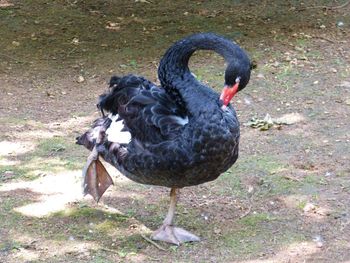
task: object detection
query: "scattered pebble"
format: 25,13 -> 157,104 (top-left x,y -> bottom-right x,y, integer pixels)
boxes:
77,76 -> 85,83
303,202 -> 316,213
313,235 -> 324,248
71,38 -> 79,45
214,228 -> 221,234
12,41 -> 20,46
201,213 -> 209,221
339,81 -> 350,88
336,21 -> 344,27
319,24 -> 326,29
325,171 -> 333,177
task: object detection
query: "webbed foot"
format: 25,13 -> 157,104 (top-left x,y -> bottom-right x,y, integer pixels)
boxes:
151,225 -> 200,246
82,148 -> 113,202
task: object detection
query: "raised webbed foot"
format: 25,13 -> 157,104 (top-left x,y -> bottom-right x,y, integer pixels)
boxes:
82,148 -> 113,202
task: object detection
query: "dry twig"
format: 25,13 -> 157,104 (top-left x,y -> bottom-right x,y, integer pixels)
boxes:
239,204 -> 253,219
141,234 -> 167,251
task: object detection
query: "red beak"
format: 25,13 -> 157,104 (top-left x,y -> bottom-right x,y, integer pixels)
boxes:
220,82 -> 239,108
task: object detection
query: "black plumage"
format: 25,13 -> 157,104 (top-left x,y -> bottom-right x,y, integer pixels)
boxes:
76,33 -> 252,245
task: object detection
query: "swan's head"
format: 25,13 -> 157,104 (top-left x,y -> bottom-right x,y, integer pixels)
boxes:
220,59 -> 252,109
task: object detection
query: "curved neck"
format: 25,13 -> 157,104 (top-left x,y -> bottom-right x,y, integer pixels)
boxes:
157,33 -> 248,114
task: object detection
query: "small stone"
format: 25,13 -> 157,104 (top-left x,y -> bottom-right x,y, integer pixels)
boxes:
285,56 -> 292,62
247,185 -> 254,193
330,68 -> 337,73
12,41 -> 20,46
257,73 -> 264,79
319,24 -> 326,29
303,202 -> 316,213
214,228 -> 221,234
339,81 -> 350,88
77,76 -> 85,83
336,21 -> 344,27
72,37 -> 79,45
313,80 -> 319,85
313,235 -> 324,248
201,213 -> 209,221
2,171 -> 15,179
345,98 -> 350,105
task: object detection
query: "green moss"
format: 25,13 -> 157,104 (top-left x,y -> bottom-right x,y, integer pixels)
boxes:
267,174 -> 300,195
297,200 -> 307,210
54,207 -> 126,221
221,214 -> 306,258
0,166 -> 27,182
239,212 -> 276,227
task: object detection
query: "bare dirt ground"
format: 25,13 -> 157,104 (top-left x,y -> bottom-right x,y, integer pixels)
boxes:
0,0 -> 349,262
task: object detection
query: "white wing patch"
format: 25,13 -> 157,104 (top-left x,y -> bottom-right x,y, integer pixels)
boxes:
106,114 -> 131,144
171,116 -> 189,126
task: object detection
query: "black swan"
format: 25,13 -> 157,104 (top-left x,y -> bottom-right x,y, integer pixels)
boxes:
76,33 -> 252,245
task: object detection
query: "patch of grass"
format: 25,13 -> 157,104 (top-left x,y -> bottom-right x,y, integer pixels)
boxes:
265,174 -> 301,195
223,228 -> 264,256
54,207 -> 128,222
0,240 -> 23,253
215,170 -> 245,196
0,165 -> 28,182
303,174 -> 326,185
221,213 -> 306,259
297,200 -> 307,210
0,136 -> 85,182
239,212 -> 276,227
236,155 -> 286,175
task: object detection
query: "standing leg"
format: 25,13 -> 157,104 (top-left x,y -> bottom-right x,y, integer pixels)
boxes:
151,188 -> 200,245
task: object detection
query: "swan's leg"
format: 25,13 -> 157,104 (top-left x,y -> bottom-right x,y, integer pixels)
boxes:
82,128 -> 113,202
151,188 -> 200,245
